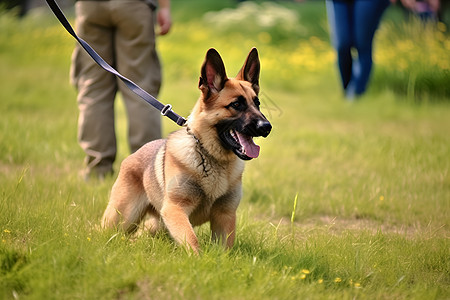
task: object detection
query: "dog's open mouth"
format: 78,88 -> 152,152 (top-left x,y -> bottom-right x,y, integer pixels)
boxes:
221,129 -> 260,160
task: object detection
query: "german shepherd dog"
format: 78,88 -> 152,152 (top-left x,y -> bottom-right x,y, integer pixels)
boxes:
101,48 -> 271,254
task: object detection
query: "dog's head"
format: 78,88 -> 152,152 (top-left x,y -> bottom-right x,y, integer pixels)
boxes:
190,48 -> 271,161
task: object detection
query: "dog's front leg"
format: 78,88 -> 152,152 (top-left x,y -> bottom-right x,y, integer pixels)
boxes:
160,200 -> 199,254
210,191 -> 240,249
210,210 -> 236,249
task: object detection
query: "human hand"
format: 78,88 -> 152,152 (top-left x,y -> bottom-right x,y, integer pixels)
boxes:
157,7 -> 171,35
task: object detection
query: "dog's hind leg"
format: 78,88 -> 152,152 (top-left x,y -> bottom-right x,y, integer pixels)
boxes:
101,181 -> 149,233
141,206 -> 163,235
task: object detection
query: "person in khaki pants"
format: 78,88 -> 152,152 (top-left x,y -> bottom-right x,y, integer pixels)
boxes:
70,0 -> 171,180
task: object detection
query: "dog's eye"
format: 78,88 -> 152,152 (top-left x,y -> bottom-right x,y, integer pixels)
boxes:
231,101 -> 243,110
228,96 -> 247,111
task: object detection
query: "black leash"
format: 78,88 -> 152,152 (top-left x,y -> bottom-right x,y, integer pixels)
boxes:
45,0 -> 187,126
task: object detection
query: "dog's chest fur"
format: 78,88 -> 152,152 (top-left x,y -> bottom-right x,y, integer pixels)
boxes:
168,129 -> 245,200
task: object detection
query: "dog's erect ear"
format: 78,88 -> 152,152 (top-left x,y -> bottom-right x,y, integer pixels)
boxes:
236,48 -> 260,94
199,48 -> 228,97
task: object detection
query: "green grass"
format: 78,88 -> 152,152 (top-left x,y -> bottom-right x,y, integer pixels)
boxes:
1,1 -> 449,299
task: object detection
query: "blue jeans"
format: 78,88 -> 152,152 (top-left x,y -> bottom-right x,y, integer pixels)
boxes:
326,0 -> 390,97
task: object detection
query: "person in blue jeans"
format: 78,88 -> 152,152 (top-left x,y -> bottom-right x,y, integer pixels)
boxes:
326,0 -> 391,99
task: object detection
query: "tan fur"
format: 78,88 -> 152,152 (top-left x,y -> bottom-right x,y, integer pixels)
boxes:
101,48 -> 270,254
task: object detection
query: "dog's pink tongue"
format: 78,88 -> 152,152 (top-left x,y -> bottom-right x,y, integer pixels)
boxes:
237,133 -> 260,158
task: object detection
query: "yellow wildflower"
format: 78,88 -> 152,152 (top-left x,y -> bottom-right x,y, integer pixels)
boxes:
300,274 -> 306,280
3,229 -> 11,233
301,269 -> 310,274
334,277 -> 342,283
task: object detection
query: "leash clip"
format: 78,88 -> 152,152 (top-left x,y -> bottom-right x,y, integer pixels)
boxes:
160,104 -> 173,116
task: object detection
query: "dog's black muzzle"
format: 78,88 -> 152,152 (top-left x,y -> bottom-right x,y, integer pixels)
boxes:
216,117 -> 271,161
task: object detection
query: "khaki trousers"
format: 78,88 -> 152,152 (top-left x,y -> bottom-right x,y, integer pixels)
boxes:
70,0 -> 162,175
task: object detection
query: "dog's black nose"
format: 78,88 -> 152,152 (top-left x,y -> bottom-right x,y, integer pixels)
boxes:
256,120 -> 272,137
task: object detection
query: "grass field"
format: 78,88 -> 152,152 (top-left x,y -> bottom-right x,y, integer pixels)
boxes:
1,1 -> 449,299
